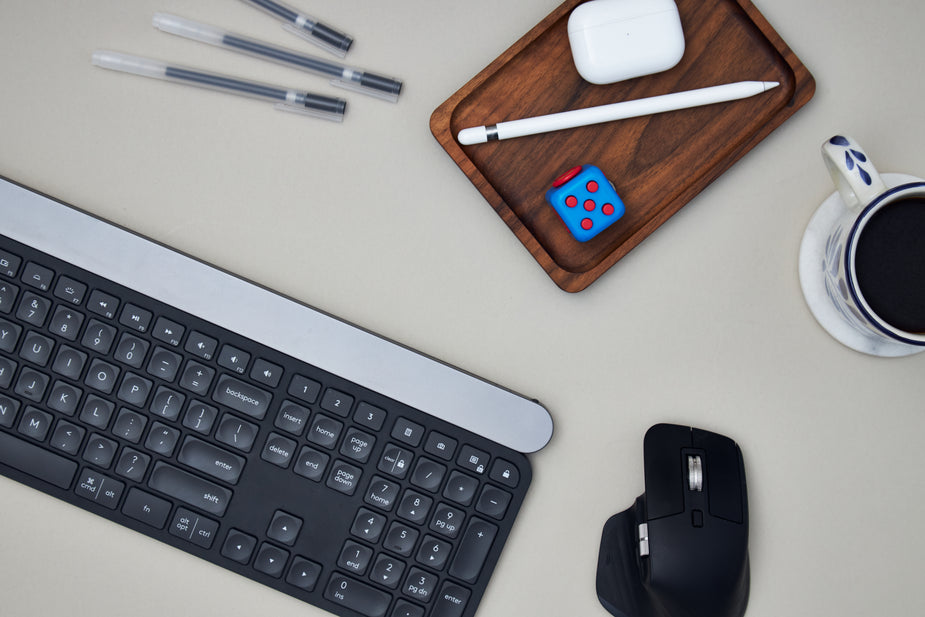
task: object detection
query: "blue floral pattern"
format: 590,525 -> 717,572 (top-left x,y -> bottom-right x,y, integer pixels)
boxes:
829,136 -> 872,185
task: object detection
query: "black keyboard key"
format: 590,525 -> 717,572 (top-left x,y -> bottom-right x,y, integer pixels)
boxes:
81,319 -> 116,354
416,535 -> 452,570
215,414 -> 258,452
321,388 -> 354,417
21,261 -> 54,291
0,429 -> 77,489
217,344 -> 250,375
151,316 -> 184,346
169,508 -> 219,549
222,528 -> 257,564
119,303 -> 152,333
286,557 -> 322,591
212,374 -> 272,419
48,306 -> 83,341
337,540 -> 373,575
0,282 -> 19,315
350,508 -> 386,543
182,401 -> 218,435
75,468 -> 124,510
83,433 -> 118,468
16,292 -> 51,326
424,432 -> 457,461
144,422 -> 181,456
457,445 -> 490,475
489,458 -> 520,488
17,406 -> 53,441
19,331 -> 54,366
114,448 -> 150,482
354,402 -> 386,431
370,553 -> 405,589
47,381 -> 81,416
51,345 -> 86,380
293,446 -> 329,481
340,427 -> 375,462
0,317 -> 21,351
429,504 -> 464,538
14,369 -> 49,402
275,401 -> 310,435
476,485 -> 512,519
254,542 -> 289,578
178,436 -> 245,484
443,471 -> 478,506
178,360 -> 214,395
288,374 -> 321,404
326,460 -> 362,495
150,386 -> 185,420
383,522 -> 418,556
392,600 -> 425,617
148,461 -> 232,516
391,417 -> 424,447
431,583 -> 471,617
365,476 -> 400,511
122,487 -> 172,529
0,356 -> 17,389
324,573 -> 391,617
146,346 -> 182,382
378,444 -> 412,479
79,395 -> 114,429
117,372 -> 152,407
402,568 -> 438,604
0,394 -> 21,427
250,357 -> 282,388
267,510 -> 302,546
308,414 -> 343,449
112,408 -> 147,443
448,518 -> 497,583
53,276 -> 87,306
184,330 -> 217,360
113,333 -> 149,368
87,289 -> 119,319
261,432 -> 297,468
0,249 -> 21,278
397,490 -> 433,525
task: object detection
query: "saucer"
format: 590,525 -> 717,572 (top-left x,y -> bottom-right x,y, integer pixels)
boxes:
798,173 -> 925,357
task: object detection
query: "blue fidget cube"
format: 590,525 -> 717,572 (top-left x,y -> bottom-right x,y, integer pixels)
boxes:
545,165 -> 625,242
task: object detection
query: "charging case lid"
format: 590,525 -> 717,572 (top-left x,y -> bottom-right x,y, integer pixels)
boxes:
568,0 -> 685,85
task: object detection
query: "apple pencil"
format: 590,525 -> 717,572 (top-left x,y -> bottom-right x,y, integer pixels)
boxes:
457,80 -> 780,145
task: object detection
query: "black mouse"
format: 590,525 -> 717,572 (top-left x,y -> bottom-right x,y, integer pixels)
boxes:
596,424 -> 749,617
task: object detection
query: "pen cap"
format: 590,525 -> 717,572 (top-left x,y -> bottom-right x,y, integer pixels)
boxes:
153,13 -> 226,46
92,50 -> 167,79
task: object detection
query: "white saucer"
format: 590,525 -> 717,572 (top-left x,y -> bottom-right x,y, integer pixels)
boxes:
798,173 -> 925,357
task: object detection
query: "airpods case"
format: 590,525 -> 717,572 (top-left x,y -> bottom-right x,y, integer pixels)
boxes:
568,0 -> 685,85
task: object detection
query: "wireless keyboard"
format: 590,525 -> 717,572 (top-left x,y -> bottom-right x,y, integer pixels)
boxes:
0,176 -> 553,617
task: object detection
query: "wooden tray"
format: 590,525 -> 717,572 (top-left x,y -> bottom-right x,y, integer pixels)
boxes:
430,0 -> 815,292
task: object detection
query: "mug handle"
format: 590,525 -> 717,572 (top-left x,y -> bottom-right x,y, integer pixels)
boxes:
821,135 -> 888,210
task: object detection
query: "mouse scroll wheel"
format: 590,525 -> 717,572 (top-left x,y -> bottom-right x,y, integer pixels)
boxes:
688,455 -> 703,492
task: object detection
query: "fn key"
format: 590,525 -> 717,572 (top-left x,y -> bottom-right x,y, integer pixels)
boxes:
122,487 -> 171,529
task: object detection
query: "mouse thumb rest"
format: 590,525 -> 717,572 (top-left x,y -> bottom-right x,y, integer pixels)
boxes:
595,497 -> 750,617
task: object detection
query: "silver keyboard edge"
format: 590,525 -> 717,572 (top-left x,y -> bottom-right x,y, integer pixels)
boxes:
0,177 -> 553,453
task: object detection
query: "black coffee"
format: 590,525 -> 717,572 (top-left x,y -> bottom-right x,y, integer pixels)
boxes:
854,196 -> 925,333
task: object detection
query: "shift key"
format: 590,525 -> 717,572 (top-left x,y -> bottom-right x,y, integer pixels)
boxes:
212,375 -> 271,419
148,461 -> 232,516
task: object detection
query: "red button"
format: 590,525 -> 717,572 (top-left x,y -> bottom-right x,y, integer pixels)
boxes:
584,199 -> 596,211
602,203 -> 614,216
586,181 -> 599,193
552,166 -> 583,188
581,218 -> 593,230
565,195 -> 578,207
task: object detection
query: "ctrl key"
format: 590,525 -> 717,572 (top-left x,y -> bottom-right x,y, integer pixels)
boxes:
324,573 -> 390,617
169,507 -> 219,549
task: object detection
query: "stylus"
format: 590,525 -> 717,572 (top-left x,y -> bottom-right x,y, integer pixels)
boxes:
91,50 -> 346,122
457,81 -> 780,145
152,13 -> 401,102
239,0 -> 352,57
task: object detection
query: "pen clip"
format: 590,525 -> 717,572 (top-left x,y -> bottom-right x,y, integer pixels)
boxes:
272,102 -> 345,122
282,23 -> 348,58
329,79 -> 400,104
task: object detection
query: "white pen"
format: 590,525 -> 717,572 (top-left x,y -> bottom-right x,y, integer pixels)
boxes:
457,81 -> 780,145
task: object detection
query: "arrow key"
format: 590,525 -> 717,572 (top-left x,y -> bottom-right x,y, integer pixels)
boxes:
221,528 -> 257,564
370,553 -> 406,589
254,542 -> 290,578
267,509 -> 303,546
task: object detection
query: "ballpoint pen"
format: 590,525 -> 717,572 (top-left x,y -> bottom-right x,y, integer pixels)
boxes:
91,50 -> 346,122
457,81 -> 780,145
239,0 -> 352,58
153,13 -> 402,102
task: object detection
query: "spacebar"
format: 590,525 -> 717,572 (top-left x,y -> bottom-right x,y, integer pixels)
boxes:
0,431 -> 78,489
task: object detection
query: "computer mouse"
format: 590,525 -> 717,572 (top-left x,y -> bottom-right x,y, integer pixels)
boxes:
596,423 -> 749,617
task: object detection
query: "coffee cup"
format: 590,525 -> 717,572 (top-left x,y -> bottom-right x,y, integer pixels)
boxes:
799,135 -> 925,356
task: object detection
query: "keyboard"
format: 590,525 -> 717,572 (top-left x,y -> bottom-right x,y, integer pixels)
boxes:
0,176 -> 553,617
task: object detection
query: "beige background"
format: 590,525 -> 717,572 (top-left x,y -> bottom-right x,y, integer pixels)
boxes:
1,1 -> 924,615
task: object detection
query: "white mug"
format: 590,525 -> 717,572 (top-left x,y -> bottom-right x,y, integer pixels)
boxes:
799,135 -> 925,356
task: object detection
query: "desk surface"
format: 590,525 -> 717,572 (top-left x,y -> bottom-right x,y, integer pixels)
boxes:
1,2 -> 924,616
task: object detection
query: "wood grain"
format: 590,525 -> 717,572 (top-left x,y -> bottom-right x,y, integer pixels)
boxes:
430,0 -> 815,292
